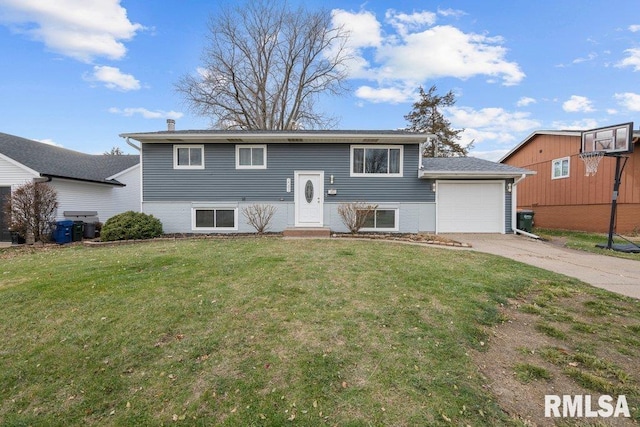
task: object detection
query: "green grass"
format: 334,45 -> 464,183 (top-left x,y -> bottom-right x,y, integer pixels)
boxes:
535,228 -> 640,260
514,363 -> 552,383
0,238 -> 635,425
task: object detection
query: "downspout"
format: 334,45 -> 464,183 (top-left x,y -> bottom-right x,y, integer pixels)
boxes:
125,137 -> 140,151
511,173 -> 541,239
123,137 -> 143,213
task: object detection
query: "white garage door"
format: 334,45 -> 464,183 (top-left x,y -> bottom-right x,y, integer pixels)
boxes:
437,181 -> 504,233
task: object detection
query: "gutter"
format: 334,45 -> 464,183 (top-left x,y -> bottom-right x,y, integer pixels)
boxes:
40,174 -> 126,187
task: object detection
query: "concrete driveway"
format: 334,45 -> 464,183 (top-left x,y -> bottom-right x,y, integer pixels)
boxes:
441,233 -> 640,300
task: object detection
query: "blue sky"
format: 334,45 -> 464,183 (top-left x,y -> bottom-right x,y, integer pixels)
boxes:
0,0 -> 638,160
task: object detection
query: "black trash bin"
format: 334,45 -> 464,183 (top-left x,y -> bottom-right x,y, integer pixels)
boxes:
84,222 -> 96,239
72,221 -> 84,241
517,210 -> 534,232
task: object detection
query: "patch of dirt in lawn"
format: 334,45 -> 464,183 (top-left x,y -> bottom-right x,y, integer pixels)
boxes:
472,294 -> 639,426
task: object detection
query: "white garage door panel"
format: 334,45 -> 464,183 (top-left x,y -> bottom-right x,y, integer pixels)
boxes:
437,182 -> 504,233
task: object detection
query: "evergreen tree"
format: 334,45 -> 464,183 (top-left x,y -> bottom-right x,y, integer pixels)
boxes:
404,85 -> 471,157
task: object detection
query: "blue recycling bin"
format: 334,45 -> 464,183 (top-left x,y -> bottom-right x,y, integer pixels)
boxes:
53,220 -> 74,244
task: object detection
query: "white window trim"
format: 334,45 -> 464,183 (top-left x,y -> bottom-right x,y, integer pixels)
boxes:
359,207 -> 399,232
350,145 -> 404,177
551,156 -> 570,179
174,145 -> 205,169
236,144 -> 267,169
191,205 -> 238,231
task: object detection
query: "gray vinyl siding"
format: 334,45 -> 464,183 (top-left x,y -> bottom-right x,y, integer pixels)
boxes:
142,143 -> 435,203
143,200 -> 434,234
505,179 -> 513,232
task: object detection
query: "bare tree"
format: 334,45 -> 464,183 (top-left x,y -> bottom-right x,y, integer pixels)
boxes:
104,146 -> 124,155
242,204 -> 277,234
176,0 -> 350,130
405,85 -> 472,157
4,181 -> 58,243
337,202 -> 378,234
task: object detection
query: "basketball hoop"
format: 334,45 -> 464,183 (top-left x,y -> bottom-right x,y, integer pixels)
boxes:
579,151 -> 604,176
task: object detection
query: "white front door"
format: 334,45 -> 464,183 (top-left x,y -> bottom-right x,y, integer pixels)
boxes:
294,171 -> 324,227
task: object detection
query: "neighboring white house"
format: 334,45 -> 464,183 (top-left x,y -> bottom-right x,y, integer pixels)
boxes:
0,132 -> 140,241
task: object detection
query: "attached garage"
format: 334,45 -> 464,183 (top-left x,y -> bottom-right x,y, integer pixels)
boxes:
436,181 -> 504,233
419,157 -> 535,234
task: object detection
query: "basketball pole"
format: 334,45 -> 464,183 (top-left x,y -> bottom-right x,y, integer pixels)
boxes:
605,154 -> 628,249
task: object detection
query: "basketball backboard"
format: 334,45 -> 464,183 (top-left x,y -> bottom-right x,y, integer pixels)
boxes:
581,122 -> 634,155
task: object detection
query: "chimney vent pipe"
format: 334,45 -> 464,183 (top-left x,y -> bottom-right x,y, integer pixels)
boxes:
167,119 -> 175,131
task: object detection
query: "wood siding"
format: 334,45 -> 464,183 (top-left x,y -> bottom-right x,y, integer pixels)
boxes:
503,133 -> 640,233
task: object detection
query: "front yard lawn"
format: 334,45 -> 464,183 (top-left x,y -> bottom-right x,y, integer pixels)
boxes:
535,228 -> 640,260
1,238 -> 638,425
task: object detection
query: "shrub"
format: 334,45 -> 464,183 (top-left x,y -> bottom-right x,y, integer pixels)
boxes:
4,181 -> 58,243
242,204 -> 277,234
337,202 -> 378,234
101,211 -> 163,241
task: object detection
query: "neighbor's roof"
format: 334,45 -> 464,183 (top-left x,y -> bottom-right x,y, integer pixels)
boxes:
0,132 -> 139,186
419,157 -> 535,179
499,129 -> 640,163
120,129 -> 434,145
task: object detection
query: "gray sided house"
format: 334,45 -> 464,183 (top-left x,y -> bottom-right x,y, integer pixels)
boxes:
0,132 -> 140,242
120,129 -> 533,235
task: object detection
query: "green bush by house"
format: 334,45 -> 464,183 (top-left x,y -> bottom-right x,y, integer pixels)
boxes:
100,211 -> 163,241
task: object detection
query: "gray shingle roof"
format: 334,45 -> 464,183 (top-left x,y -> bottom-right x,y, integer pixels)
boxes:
420,157 -> 534,178
0,132 -> 139,185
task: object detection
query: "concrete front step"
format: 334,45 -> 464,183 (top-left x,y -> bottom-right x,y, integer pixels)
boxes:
282,227 -> 331,238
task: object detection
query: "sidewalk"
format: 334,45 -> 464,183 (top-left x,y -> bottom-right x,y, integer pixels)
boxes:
442,234 -> 640,300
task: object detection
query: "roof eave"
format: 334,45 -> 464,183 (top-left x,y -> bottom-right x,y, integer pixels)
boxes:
499,130 -> 582,163
42,174 -> 126,187
419,170 -> 536,179
119,131 -> 434,145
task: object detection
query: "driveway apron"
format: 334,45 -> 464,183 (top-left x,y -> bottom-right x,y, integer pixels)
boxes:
441,234 -> 640,300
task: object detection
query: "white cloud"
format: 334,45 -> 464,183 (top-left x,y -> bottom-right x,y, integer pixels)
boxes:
629,24 -> 640,32
550,118 -> 599,130
562,95 -> 595,113
332,8 -> 524,103
355,85 -> 417,104
86,65 -> 140,91
516,97 -> 536,107
447,106 -> 541,134
572,52 -> 597,64
470,148 -> 511,162
35,138 -> 63,147
437,8 -> 467,18
614,92 -> 640,111
0,0 -> 143,62
617,48 -> 640,71
385,9 -> 436,37
109,107 -> 183,120
445,106 -> 541,156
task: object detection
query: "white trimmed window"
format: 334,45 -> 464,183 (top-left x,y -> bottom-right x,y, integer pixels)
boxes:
192,207 -> 238,230
358,208 -> 399,231
551,157 -> 570,179
351,145 -> 403,177
236,145 -> 267,169
174,145 -> 204,169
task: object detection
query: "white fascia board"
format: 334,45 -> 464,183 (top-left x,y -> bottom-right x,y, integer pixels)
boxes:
419,170 -> 537,179
120,131 -> 433,145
